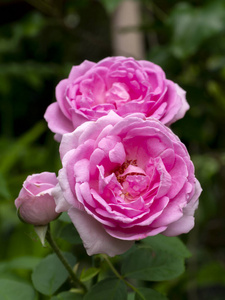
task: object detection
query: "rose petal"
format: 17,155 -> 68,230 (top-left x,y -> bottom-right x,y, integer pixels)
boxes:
68,60 -> 96,84
44,102 -> 74,137
52,183 -> 71,213
162,180 -> 202,236
109,142 -> 126,164
68,208 -> 134,256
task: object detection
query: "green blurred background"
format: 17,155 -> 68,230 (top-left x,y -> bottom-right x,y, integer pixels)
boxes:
1,0 -> 225,299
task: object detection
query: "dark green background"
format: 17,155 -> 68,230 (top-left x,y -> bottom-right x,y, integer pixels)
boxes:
1,0 -> 225,299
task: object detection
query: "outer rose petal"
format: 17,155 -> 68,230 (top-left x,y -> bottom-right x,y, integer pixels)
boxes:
18,194 -> 58,226
68,60 -> 96,84
58,157 -> 84,210
59,111 -> 123,159
163,180 -> 202,236
52,183 -> 72,213
166,84 -> 190,126
68,208 -> 134,256
44,102 -> 74,141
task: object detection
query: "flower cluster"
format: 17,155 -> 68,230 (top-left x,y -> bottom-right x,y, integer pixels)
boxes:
15,56 -> 202,256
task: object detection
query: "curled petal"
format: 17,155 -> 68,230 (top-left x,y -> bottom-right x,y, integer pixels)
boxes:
163,180 -> 202,236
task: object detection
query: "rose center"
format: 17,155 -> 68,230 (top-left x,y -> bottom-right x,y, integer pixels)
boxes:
122,174 -> 149,200
114,160 -> 149,201
105,82 -> 130,108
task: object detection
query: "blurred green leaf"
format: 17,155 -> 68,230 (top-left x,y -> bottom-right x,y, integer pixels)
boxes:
0,75 -> 10,94
192,155 -> 220,182
0,121 -> 46,174
207,81 -> 225,112
0,62 -> 60,89
84,278 -> 127,300
51,291 -> 83,300
0,279 -> 36,300
20,12 -> 46,37
135,287 -> 168,300
31,252 -> 76,296
0,12 -> 45,54
168,0 -> 225,58
58,223 -> 82,245
0,172 -> 11,199
197,262 -> 225,286
80,267 -> 100,282
59,212 -> 72,223
8,256 -> 41,270
127,293 -> 135,300
0,262 -> 7,274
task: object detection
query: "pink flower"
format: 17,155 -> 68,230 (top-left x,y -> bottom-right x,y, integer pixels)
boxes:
54,112 -> 202,256
44,56 -> 189,141
15,172 -> 60,226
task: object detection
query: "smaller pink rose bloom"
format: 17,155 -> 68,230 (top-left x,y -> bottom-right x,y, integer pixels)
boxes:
44,56 -> 189,141
54,111 -> 202,257
15,172 -> 60,226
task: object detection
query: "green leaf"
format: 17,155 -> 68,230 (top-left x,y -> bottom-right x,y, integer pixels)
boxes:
0,173 -> 11,199
135,287 -> 168,300
128,293 -> 135,300
80,267 -> 100,282
8,256 -> 41,270
51,291 -> 83,300
143,235 -> 191,258
84,278 -> 127,300
0,279 -> 36,300
32,253 -> 76,296
168,0 -> 225,58
0,121 -> 46,174
197,262 -> 225,286
59,223 -> 82,244
0,262 -> 7,274
121,246 -> 185,281
59,212 -> 72,223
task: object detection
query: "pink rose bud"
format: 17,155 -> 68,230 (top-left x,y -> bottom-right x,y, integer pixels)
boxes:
54,111 -> 202,257
44,56 -> 189,141
15,172 -> 60,226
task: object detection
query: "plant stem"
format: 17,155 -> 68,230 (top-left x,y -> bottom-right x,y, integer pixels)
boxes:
46,225 -> 87,293
101,254 -> 145,300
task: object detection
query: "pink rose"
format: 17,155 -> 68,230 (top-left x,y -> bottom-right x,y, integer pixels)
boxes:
54,112 -> 201,256
44,56 -> 189,141
15,172 -> 60,226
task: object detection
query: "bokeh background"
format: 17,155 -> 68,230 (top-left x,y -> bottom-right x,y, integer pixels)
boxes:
1,0 -> 225,299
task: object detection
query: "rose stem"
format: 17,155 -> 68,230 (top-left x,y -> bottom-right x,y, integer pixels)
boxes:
46,224 -> 87,294
101,254 -> 145,300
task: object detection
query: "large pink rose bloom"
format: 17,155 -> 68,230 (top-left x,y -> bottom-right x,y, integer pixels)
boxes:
54,112 -> 201,256
45,56 -> 189,140
15,172 -> 59,226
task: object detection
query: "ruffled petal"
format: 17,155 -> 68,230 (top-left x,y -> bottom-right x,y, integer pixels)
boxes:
163,180 -> 202,236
